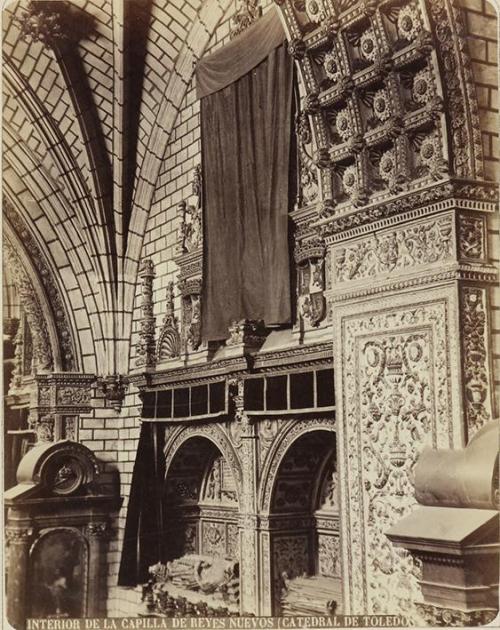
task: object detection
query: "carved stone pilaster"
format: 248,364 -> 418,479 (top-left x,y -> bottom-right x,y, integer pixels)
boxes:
156,282 -> 180,361
6,526 -> 34,630
460,286 -> 493,439
228,379 -> 259,615
136,258 -> 156,369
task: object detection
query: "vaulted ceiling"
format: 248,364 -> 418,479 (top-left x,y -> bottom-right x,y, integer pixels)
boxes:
2,0 -> 233,373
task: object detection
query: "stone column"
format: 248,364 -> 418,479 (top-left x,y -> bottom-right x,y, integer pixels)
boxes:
86,522 -> 109,616
229,379 -> 260,616
6,526 -> 33,630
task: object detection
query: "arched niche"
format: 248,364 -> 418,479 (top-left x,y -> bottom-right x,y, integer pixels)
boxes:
266,429 -> 341,615
164,436 -> 240,563
29,528 -> 88,618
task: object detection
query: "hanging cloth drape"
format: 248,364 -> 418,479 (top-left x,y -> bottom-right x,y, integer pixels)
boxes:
200,39 -> 294,341
118,423 -> 166,586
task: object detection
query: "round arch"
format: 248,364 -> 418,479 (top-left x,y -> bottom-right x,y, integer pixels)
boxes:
259,417 -> 336,514
164,423 -> 243,501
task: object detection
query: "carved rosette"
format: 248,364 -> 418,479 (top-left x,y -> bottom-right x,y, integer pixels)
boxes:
136,258 -> 156,368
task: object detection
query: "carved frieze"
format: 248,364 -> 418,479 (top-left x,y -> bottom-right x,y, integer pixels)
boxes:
333,216 -> 453,283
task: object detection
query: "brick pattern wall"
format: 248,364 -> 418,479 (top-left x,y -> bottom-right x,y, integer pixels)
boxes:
461,0 -> 499,181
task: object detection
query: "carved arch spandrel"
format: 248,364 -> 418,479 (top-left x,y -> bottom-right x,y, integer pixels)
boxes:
164,424 -> 243,502
258,417 -> 336,514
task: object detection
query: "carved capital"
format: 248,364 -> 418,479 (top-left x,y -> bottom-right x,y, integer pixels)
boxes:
86,522 -> 109,539
5,528 -> 34,544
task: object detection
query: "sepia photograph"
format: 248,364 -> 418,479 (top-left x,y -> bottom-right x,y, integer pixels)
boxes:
1,0 -> 499,628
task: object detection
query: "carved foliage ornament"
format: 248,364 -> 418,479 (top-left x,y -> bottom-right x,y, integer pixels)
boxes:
338,299 -> 454,616
334,216 -> 453,283
461,287 -> 491,438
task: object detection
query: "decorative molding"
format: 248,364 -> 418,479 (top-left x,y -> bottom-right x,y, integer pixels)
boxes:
3,236 -> 53,372
3,203 -> 77,371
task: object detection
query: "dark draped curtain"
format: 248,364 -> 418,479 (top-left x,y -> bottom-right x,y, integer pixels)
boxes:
118,422 -> 166,586
201,43 -> 294,341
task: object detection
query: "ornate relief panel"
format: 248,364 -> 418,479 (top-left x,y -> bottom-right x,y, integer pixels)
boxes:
333,287 -> 462,617
460,286 -> 493,439
332,214 -> 454,284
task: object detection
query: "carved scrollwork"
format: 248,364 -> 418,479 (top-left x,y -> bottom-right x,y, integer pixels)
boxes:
461,287 -> 491,438
337,296 -> 454,615
334,216 -> 454,283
